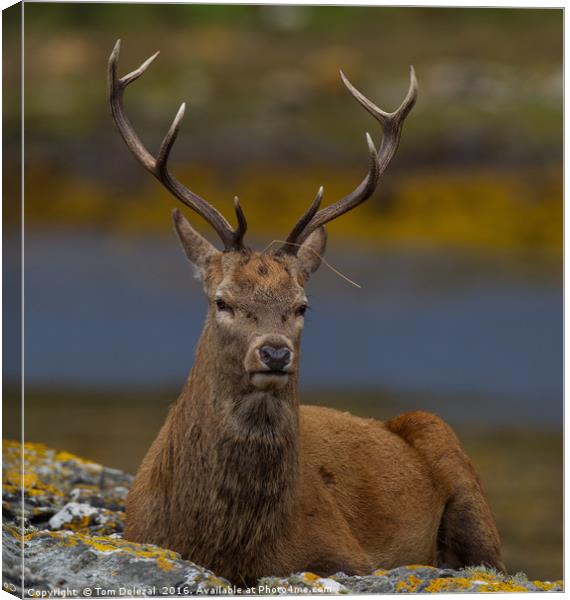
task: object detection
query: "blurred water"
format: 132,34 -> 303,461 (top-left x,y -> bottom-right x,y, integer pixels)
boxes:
14,230 -> 562,427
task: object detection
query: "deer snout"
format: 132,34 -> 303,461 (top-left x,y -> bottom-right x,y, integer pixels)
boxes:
259,346 -> 292,372
245,336 -> 294,390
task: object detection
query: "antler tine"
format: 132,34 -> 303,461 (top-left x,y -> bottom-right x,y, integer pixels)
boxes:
121,51 -> 161,88
278,186 -> 324,253
108,40 -> 156,172
156,102 -> 186,175
280,67 -> 417,253
285,185 -> 325,252
233,196 -> 248,249
278,132 -> 379,253
340,66 -> 418,129
108,40 -> 245,251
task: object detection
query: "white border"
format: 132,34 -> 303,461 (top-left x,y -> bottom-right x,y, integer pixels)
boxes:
0,1 -> 565,598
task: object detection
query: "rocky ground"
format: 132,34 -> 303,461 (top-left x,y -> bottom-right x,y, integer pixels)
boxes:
2,440 -> 563,595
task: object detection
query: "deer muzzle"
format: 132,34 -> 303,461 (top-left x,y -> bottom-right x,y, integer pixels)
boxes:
245,335 -> 295,390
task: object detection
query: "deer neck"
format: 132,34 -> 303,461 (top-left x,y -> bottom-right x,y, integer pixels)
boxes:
168,323 -> 300,572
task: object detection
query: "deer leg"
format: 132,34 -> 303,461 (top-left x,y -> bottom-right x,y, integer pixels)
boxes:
436,490 -> 505,572
385,410 -> 505,573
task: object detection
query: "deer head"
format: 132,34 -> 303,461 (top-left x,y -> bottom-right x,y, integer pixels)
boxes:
108,40 -> 417,395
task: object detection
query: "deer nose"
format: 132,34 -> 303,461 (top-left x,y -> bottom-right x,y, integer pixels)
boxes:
259,346 -> 292,371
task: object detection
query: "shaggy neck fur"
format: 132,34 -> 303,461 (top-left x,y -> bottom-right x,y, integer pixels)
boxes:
151,322 -> 300,582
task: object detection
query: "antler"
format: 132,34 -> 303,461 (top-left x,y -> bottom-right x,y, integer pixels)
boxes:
108,40 -> 247,251
279,67 -> 417,254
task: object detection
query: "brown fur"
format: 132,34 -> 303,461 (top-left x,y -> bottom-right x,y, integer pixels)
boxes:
124,218 -> 505,583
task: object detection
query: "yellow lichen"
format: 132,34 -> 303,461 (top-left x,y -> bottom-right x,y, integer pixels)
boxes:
4,524 -> 24,540
425,576 -> 532,593
424,577 -> 474,593
302,572 -> 320,583
396,574 -> 422,592
54,450 -> 91,464
373,569 -> 387,576
533,580 -> 563,591
3,467 -> 63,498
406,575 -> 422,592
2,439 -> 107,503
3,440 -> 95,470
156,555 -> 176,572
22,530 -> 78,545
4,440 -> 48,454
465,569 -> 500,582
59,515 -> 93,532
23,530 -> 180,566
4,440 -> 49,466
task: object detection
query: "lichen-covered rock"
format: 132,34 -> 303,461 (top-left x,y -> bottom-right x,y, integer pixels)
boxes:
259,566 -> 563,594
2,441 -> 230,597
2,440 -> 564,595
334,566 -> 564,593
3,440 -> 133,532
3,527 -> 231,596
48,501 -> 126,536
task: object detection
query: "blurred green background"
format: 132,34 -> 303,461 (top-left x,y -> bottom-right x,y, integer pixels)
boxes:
4,4 -> 562,581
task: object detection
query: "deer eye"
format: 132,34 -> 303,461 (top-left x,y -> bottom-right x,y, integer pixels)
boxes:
215,298 -> 231,312
295,304 -> 309,318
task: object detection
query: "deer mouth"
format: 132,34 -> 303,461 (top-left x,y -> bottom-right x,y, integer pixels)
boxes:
253,369 -> 288,376
250,370 -> 290,390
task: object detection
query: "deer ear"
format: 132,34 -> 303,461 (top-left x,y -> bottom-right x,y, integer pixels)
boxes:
172,209 -> 218,277
297,226 -> 327,280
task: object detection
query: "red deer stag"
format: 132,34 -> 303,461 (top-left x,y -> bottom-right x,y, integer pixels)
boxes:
108,40 -> 504,584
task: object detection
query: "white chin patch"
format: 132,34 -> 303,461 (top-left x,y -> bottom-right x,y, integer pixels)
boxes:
251,372 -> 289,390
